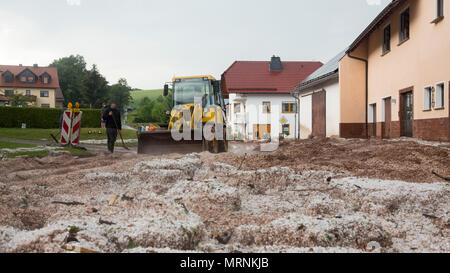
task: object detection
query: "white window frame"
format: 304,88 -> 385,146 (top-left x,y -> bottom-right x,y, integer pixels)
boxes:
435,82 -> 445,109
369,103 -> 377,123
423,86 -> 433,111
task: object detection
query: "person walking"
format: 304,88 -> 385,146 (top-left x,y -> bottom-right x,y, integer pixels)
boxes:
101,102 -> 107,129
102,101 -> 122,153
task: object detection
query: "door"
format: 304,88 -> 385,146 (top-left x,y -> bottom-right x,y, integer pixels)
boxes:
312,91 -> 326,137
383,97 -> 391,138
253,124 -> 271,140
401,92 -> 413,137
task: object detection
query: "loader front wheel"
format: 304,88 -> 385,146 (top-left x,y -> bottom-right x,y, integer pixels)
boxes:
202,139 -> 209,152
213,139 -> 220,154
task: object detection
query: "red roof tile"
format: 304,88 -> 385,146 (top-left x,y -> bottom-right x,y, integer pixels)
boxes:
0,65 -> 60,89
222,61 -> 323,95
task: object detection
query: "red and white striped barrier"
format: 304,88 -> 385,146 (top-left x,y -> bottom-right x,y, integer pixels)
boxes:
71,111 -> 83,145
60,110 -> 72,145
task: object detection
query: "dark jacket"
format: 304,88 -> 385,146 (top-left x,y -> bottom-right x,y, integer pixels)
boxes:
101,106 -> 108,118
102,108 -> 122,130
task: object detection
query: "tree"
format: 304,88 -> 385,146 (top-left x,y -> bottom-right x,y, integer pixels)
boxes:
0,90 -> 31,107
80,65 -> 109,108
133,91 -> 172,124
50,55 -> 88,105
108,78 -> 132,114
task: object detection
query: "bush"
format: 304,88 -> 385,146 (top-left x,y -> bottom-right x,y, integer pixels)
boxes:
0,106 -> 101,129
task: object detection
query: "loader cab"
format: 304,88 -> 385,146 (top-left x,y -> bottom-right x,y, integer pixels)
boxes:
169,76 -> 226,110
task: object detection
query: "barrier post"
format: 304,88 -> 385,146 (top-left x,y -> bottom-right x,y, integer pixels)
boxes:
71,103 -> 83,145
60,103 -> 73,145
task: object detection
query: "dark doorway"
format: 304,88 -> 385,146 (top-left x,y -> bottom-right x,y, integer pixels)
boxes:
383,97 -> 392,138
312,90 -> 326,137
400,92 -> 413,137
370,103 -> 377,137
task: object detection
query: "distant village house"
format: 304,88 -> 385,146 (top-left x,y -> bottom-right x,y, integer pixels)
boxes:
339,0 -> 449,142
0,64 -> 64,108
222,56 -> 322,141
292,50 -> 346,139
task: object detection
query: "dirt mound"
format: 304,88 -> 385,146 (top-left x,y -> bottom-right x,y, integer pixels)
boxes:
219,138 -> 450,183
0,139 -> 449,253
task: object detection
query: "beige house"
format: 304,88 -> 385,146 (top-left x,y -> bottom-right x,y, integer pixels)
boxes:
0,64 -> 64,108
340,0 -> 449,141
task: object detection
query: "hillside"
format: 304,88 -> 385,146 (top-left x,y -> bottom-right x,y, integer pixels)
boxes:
130,89 -> 164,108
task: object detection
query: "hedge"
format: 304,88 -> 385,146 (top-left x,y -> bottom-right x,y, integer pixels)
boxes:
0,106 -> 102,129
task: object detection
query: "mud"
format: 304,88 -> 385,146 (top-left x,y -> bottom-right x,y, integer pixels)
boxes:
0,138 -> 449,253
219,138 -> 450,183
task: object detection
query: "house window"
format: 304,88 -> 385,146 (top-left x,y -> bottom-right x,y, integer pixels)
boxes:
282,124 -> 290,136
435,83 -> 445,109
42,76 -> 49,84
399,8 -> 410,43
26,90 -> 31,96
27,76 -> 34,82
3,72 -> 13,83
40,91 -> 49,98
5,90 -> 14,96
424,86 -> 432,110
282,102 -> 297,113
234,103 -> 241,114
382,25 -> 391,54
262,102 -> 271,113
436,0 -> 444,18
21,76 -> 27,82
41,104 -> 50,108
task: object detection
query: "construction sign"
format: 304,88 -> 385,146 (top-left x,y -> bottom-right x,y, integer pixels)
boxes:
60,102 -> 83,146
60,110 -> 72,145
71,111 -> 83,145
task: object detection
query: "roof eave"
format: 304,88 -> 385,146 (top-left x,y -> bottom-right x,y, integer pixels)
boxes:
347,0 -> 403,53
293,71 -> 339,93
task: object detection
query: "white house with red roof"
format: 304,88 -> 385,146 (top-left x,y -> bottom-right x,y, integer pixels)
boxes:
222,56 -> 322,141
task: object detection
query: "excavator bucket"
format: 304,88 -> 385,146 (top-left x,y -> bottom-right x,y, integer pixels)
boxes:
137,129 -> 203,155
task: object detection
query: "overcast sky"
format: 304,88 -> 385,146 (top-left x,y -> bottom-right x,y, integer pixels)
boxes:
0,0 -> 390,89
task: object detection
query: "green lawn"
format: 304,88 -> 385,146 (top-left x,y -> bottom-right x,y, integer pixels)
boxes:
5,150 -> 50,158
0,141 -> 37,149
4,148 -> 93,158
0,128 -> 137,141
130,89 -> 164,108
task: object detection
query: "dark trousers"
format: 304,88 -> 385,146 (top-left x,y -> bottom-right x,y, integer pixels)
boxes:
107,128 -> 118,153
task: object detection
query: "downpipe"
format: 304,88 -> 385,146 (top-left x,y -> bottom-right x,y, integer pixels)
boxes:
291,91 -> 301,140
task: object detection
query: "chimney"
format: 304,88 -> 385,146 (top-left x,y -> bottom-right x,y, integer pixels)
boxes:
270,56 -> 283,71
33,64 -> 38,68
19,64 -> 23,67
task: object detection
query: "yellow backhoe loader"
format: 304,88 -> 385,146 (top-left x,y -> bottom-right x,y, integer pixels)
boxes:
137,75 -> 228,154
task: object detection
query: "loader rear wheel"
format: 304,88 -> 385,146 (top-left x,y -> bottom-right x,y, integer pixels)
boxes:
219,140 -> 228,153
